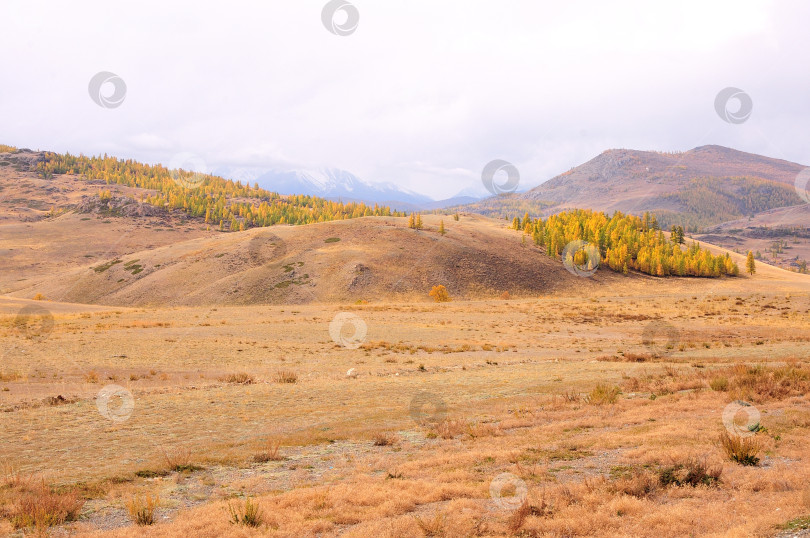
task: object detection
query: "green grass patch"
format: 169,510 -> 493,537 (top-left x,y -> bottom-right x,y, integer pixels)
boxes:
93,259 -> 122,273
781,516 -> 810,531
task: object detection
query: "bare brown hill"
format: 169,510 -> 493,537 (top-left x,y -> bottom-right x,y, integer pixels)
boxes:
461,145 -> 807,230
2,213 -> 642,306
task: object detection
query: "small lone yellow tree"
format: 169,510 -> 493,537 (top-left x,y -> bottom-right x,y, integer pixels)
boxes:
746,251 -> 756,275
415,214 -> 423,230
429,285 -> 451,302
438,220 -> 446,235
453,212 -> 460,221
407,213 -> 415,229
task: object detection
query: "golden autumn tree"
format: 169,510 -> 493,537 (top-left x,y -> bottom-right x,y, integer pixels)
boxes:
429,285 -> 451,302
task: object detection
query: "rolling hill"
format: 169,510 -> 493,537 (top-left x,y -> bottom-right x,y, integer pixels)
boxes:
3,145 -> 807,308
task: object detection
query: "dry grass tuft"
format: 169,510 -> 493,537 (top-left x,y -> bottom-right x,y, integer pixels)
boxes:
414,511 -> 446,536
507,499 -> 531,533
126,493 -> 159,526
657,457 -> 722,487
273,370 -> 298,384
433,419 -> 467,439
228,497 -> 263,527
163,447 -> 202,473
586,383 -> 621,405
709,376 -> 729,391
372,432 -> 398,446
252,439 -> 283,463
611,470 -> 659,498
719,431 -> 760,466
0,472 -> 84,530
220,372 -> 254,384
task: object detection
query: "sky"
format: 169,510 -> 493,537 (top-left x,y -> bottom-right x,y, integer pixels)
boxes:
2,0 -> 809,200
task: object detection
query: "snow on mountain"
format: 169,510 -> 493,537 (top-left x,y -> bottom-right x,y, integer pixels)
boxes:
214,166 -> 483,210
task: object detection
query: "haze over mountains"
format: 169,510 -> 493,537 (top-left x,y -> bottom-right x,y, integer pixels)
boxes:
215,166 -> 485,211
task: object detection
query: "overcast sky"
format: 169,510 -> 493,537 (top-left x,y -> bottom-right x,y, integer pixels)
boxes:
2,0 -> 809,199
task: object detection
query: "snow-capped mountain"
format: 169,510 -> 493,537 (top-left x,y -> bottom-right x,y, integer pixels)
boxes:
254,168 -> 433,207
213,166 -> 484,210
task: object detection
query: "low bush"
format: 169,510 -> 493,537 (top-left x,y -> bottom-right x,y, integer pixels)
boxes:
273,370 -> 298,384
127,494 -> 159,525
719,431 -> 760,466
586,384 -> 620,405
228,498 -> 263,527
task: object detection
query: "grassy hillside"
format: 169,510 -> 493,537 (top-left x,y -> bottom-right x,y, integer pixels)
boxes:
34,151 -> 403,229
651,176 -> 803,231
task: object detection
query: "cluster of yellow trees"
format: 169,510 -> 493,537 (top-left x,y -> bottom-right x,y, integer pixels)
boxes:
37,153 -> 402,229
512,209 -> 739,277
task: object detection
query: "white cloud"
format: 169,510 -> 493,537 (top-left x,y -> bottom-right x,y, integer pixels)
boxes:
0,0 -> 807,200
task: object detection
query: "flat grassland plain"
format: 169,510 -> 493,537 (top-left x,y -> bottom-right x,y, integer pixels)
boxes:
1,158 -> 809,536
2,253 -> 810,537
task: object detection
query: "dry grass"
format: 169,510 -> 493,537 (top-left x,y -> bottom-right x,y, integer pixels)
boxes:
0,471 -> 84,530
657,457 -> 722,487
126,493 -> 159,525
220,372 -> 254,384
273,370 -> 298,384
414,511 -> 447,536
709,376 -> 729,391
252,439 -> 283,463
163,448 -> 202,473
371,432 -> 398,447
719,431 -> 761,466
228,497 -> 263,527
586,383 -> 621,405
84,370 -> 99,383
1,286 -> 809,536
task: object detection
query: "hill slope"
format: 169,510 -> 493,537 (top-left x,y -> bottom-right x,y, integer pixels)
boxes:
3,213 -> 641,306
461,145 -> 807,230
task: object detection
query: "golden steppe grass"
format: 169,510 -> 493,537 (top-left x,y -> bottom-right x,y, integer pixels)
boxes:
0,275 -> 809,536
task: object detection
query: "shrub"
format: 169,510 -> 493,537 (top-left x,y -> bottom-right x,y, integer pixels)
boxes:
372,432 -> 398,446
709,377 -> 729,391
429,285 -> 451,303
273,370 -> 297,384
719,431 -> 760,466
164,448 -> 202,473
127,494 -> 159,525
228,498 -> 263,527
433,419 -> 467,439
2,476 -> 84,530
32,293 -> 46,301
612,470 -> 659,498
220,372 -> 254,384
729,363 -> 810,402
586,384 -> 620,405
253,440 -> 283,463
658,457 -> 721,487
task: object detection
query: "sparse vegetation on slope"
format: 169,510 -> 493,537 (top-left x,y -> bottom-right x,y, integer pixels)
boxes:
653,176 -> 804,230
36,152 -> 403,230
